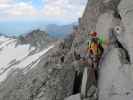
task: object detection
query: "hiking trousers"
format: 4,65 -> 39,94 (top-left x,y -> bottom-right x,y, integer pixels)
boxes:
80,66 -> 97,99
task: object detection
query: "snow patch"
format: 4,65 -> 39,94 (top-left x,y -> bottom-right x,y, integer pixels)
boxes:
0,43 -> 54,82
13,45 -> 54,69
0,36 -> 10,43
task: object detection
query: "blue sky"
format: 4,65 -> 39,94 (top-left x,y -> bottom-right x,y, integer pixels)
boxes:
0,0 -> 87,36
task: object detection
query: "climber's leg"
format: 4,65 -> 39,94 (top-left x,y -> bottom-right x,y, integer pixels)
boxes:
80,67 -> 88,99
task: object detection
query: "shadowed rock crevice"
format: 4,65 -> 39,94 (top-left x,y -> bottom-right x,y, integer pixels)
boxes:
72,71 -> 82,95
116,40 -> 131,64
112,10 -> 131,64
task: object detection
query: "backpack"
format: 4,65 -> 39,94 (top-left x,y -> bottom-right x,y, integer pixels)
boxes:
87,38 -> 103,57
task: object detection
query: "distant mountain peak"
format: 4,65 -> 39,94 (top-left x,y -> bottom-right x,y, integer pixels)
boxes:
18,29 -> 55,49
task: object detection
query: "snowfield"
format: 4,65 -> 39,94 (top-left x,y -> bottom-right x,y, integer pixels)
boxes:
0,36 -> 54,82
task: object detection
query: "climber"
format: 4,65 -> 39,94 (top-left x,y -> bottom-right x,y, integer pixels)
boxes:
80,31 -> 104,99
87,32 -> 104,63
87,32 -> 104,81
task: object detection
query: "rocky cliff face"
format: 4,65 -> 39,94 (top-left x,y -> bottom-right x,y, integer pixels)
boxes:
0,30 -> 79,100
79,0 -> 133,100
66,0 -> 133,100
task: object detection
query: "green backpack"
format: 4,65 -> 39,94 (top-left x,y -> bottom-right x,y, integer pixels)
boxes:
98,35 -> 105,47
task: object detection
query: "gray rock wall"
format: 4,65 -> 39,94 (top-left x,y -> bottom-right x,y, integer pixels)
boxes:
119,0 -> 133,63
0,37 -> 76,100
79,0 -> 133,100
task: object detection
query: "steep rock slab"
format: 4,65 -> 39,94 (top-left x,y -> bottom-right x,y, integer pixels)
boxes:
99,48 -> 133,100
118,0 -> 133,63
98,0 -> 133,99
79,0 -> 121,34
96,11 -> 114,39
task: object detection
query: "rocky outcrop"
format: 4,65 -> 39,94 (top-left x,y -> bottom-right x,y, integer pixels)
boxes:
18,29 -> 54,49
0,33 -> 80,100
78,0 -> 133,100
79,0 -> 133,100
99,0 -> 133,100
79,0 -> 121,34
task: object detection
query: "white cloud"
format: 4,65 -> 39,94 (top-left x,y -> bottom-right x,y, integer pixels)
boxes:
42,0 -> 87,21
7,2 -> 38,16
0,0 -> 87,22
0,0 -> 12,4
0,0 -> 12,10
0,1 -> 38,20
68,0 -> 87,5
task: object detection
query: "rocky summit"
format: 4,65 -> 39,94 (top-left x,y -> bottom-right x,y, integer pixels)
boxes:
1,0 -> 133,100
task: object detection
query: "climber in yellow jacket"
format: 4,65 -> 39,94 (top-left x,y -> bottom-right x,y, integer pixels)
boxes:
86,32 -> 103,58
80,32 -> 102,99
87,32 -> 107,82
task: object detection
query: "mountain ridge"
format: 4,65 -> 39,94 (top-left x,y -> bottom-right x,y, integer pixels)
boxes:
1,0 -> 133,100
